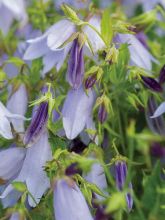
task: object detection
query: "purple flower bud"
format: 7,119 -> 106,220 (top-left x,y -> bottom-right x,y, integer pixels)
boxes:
141,76 -> 162,92
95,207 -> 112,220
23,102 -> 48,146
67,39 -> 84,89
150,142 -> 165,158
85,74 -> 97,89
98,104 -> 107,124
65,163 -> 81,176
53,179 -> 93,220
159,64 -> 165,85
115,161 -> 133,212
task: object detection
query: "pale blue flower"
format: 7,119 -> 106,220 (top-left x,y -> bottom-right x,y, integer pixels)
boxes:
54,179 -> 93,220
62,86 -> 95,139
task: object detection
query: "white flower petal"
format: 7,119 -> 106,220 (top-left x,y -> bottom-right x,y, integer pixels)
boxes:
151,102 -> 165,118
47,19 -> 75,51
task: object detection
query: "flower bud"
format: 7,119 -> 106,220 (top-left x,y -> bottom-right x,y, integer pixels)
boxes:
85,74 -> 97,89
159,64 -> 165,85
115,160 -> 133,212
141,76 -> 162,92
98,104 -> 107,124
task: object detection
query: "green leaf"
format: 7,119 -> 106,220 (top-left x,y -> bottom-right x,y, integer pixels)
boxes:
101,8 -> 113,46
29,58 -> 42,85
106,192 -> 126,213
12,181 -> 27,192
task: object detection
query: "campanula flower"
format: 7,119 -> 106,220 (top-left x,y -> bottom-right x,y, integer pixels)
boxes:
146,96 -> 165,135
98,104 -> 108,124
24,15 -> 104,77
53,179 -> 93,220
7,84 -> 28,133
0,101 -> 28,139
116,34 -> 156,70
62,86 -> 95,139
85,163 -> 107,201
0,147 -> 26,183
0,0 -> 27,35
115,161 -> 133,212
1,132 -> 52,207
141,76 -> 162,92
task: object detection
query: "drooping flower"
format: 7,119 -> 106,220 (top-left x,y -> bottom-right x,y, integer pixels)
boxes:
62,86 -> 95,139
0,0 -> 27,35
85,162 -> 107,201
115,160 -> 133,212
53,179 -> 93,220
7,84 -> 28,133
0,101 -> 28,139
67,38 -> 84,89
146,96 -> 165,135
0,147 -> 26,183
24,15 -> 104,78
23,101 -> 48,147
1,132 -> 52,207
116,34 -> 156,70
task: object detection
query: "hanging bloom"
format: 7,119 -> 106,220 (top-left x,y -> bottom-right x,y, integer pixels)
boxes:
0,147 -> 26,183
141,76 -> 162,92
146,96 -> 165,135
0,101 -> 28,139
115,161 -> 133,212
53,179 -> 93,220
85,163 -> 107,201
116,34 -> 156,70
7,84 -> 28,133
24,15 -> 104,77
62,86 -> 95,139
1,132 -> 52,207
0,0 -> 27,35
67,38 -> 84,89
23,101 -> 48,146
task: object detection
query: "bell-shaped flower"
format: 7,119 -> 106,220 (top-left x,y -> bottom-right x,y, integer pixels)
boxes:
85,163 -> 107,201
0,0 -> 27,35
146,96 -> 165,135
0,132 -> 52,207
53,179 -> 93,220
62,86 -> 95,140
67,38 -> 84,89
23,101 -> 48,147
7,84 -> 28,133
0,101 -> 28,139
0,147 -> 26,183
116,34 -> 156,70
115,161 -> 133,212
24,15 -> 105,77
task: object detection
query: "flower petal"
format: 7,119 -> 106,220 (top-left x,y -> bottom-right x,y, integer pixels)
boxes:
54,179 -> 93,220
151,101 -> 165,118
62,87 -> 95,139
47,19 -> 75,51
0,147 -> 26,182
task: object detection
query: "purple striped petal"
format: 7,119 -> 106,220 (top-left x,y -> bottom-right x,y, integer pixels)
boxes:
98,104 -> 107,124
23,102 -> 48,146
67,39 -> 84,89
